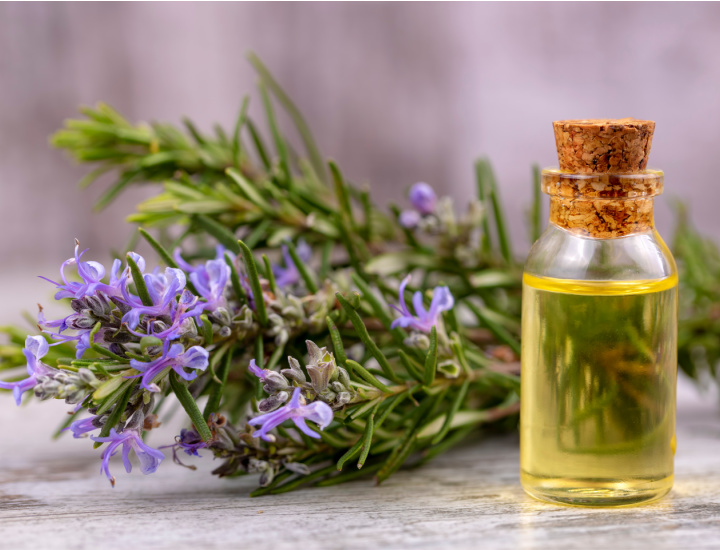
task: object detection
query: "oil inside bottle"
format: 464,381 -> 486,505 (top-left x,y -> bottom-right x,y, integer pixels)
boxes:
520,273 -> 678,507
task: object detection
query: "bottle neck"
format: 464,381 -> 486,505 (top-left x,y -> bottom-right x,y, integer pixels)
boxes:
548,196 -> 654,238
541,168 -> 663,239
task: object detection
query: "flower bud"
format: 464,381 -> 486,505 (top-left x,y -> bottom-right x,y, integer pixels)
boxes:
263,371 -> 290,392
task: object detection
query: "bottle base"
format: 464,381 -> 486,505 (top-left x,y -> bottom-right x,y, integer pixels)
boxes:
521,471 -> 673,507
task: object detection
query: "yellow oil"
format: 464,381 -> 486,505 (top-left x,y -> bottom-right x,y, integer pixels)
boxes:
520,273 -> 678,507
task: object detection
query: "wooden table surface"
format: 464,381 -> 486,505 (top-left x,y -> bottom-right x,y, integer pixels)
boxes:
1,377 -> 718,550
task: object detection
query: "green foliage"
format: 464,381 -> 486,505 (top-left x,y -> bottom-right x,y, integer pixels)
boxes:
1,53 -> 716,495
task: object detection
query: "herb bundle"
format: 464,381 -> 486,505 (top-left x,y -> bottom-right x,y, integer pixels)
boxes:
0,55 -> 716,494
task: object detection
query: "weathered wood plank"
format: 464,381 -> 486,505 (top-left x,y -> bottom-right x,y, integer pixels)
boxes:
0,378 -> 718,549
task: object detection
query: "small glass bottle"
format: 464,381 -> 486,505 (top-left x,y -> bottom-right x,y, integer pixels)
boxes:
520,119 -> 678,507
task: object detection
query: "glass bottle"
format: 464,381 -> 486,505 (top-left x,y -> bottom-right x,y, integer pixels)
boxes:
520,119 -> 678,507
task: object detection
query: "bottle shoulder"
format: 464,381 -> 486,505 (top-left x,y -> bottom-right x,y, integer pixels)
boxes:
524,225 -> 677,281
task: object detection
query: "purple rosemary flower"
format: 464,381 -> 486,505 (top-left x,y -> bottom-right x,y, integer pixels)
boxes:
174,246 -> 230,315
399,209 -> 421,229
248,358 -> 270,381
91,428 -> 165,487
176,428 -> 207,457
188,258 -> 230,314
0,335 -> 53,406
128,340 -> 209,392
273,240 -> 312,288
40,243 -> 138,300
248,387 -> 333,442
409,182 -> 437,215
66,415 -> 101,438
121,267 -> 187,330
390,275 -> 454,333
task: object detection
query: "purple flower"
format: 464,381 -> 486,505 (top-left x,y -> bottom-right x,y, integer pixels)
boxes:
399,210 -> 421,229
174,247 -> 230,315
189,258 -> 230,314
129,340 -> 209,392
248,387 -> 333,442
91,428 -> 165,487
273,240 -> 312,288
125,288 -> 200,342
0,335 -> 53,406
38,308 -> 96,359
66,415 -> 101,439
390,275 -> 454,333
40,243 -> 136,300
248,358 -> 270,381
176,429 -> 207,457
408,182 -> 437,215
121,267 -> 187,330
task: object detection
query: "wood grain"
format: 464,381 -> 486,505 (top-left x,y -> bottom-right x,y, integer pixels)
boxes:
0,378 -> 718,549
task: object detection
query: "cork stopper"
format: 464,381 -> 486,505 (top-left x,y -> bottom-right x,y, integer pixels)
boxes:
545,118 -> 660,238
553,118 -> 655,174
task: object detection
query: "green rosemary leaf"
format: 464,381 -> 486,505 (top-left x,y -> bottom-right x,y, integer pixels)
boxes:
194,214 -> 241,255
126,254 -> 153,307
317,462 -> 382,487
360,186 -> 372,241
350,273 -> 397,336
466,301 -> 521,355
213,124 -> 229,146
397,349 -> 425,383
449,332 -> 471,375
318,429 -> 351,449
474,160 -> 493,258
336,439 -> 363,471
422,424 -> 476,464
349,396 -> 382,421
226,167 -> 272,213
268,464 -> 337,495
169,371 -> 212,442
375,390 -> 411,430
94,169 -> 139,212
424,326 -> 438,387
77,164 -> 113,190
262,255 -> 280,297
479,158 -> 513,264
199,314 -> 213,346
246,118 -> 271,171
266,342 -> 285,370
345,359 -> 391,393
358,407 -> 377,469
182,117 -> 206,145
258,80 -> 293,189
232,96 -> 250,168
326,316 -> 348,366
225,251 -> 247,306
286,239 -> 318,293
254,335 -> 264,366
203,346 -> 233,420
329,161 -> 354,227
244,219 -> 272,250
319,240 -> 333,280
334,214 -> 363,273
238,239 -> 268,326
138,228 -> 178,268
531,164 -> 542,243
431,380 -> 470,445
247,51 -> 327,184
336,293 -> 399,383
376,391 -> 441,483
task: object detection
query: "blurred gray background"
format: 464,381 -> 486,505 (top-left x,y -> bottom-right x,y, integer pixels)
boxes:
1,2 -> 719,320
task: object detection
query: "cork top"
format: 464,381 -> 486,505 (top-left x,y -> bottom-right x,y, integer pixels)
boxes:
553,118 -> 655,174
